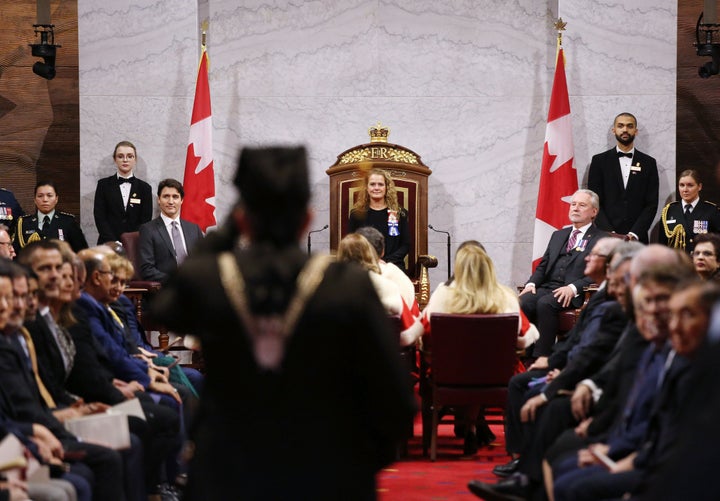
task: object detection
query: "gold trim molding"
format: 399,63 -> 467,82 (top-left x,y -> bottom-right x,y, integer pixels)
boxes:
339,145 -> 419,165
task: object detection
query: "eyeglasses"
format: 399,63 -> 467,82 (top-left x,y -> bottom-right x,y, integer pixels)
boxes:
0,241 -> 12,247
692,250 -> 715,257
97,269 -> 114,277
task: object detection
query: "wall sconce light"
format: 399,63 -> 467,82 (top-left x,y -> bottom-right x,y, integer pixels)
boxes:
30,24 -> 60,80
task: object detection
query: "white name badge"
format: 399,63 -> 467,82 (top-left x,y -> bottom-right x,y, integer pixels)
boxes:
666,218 -> 676,224
129,198 -> 142,204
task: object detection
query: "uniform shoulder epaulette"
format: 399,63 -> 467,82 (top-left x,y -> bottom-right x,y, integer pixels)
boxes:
58,211 -> 77,219
703,200 -> 718,207
667,200 -> 681,206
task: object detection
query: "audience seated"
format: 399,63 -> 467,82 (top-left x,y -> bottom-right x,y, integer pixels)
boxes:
106,251 -> 203,396
636,282 -> 720,500
468,244 -> 693,501
420,241 -> 538,456
495,237 -> 627,478
547,275 -> 714,501
0,258 -> 124,501
519,189 -> 607,357
138,179 -> 203,282
336,232 -> 422,345
354,225 -> 417,311
16,240 -> 183,500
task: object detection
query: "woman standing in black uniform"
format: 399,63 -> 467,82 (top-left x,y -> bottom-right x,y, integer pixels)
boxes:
659,169 -> 720,253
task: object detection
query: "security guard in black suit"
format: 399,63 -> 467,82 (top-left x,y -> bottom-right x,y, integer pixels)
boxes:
12,181 -> 88,253
658,169 -> 720,254
0,187 -> 23,232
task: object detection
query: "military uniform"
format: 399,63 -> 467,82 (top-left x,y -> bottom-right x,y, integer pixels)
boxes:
0,188 -> 23,232
13,212 -> 89,253
658,199 -> 720,253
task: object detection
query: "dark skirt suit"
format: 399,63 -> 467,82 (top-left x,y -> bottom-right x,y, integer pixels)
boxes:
658,200 -> 720,253
348,207 -> 410,271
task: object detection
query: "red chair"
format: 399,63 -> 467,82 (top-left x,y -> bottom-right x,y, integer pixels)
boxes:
119,232 -> 165,346
424,313 -> 518,461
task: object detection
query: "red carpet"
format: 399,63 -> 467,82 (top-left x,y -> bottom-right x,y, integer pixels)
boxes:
378,414 -> 511,500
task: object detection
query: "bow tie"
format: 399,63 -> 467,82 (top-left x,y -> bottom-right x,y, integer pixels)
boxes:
616,151 -> 633,158
118,177 -> 134,185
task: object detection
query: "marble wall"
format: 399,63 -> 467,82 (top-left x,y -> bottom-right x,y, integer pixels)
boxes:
78,0 -> 677,288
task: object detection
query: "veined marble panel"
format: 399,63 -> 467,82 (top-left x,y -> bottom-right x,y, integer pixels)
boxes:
78,0 -> 199,96
377,0 -> 553,97
77,0 -> 677,290
562,1 -> 677,96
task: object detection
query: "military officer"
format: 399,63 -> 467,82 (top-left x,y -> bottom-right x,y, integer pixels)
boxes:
13,181 -> 88,253
0,187 -> 23,232
659,169 -> 720,253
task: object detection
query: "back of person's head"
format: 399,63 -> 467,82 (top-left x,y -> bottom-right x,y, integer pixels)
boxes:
336,233 -> 380,274
449,244 -> 511,314
630,244 -> 694,285
234,146 -> 310,247
457,239 -> 485,253
355,226 -> 385,257
454,244 -> 496,290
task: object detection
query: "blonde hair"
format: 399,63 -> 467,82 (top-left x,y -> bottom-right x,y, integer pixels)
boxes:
447,245 -> 515,314
336,233 -> 381,274
108,253 -> 134,278
352,168 -> 402,213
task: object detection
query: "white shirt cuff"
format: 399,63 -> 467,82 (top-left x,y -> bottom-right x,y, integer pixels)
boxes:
580,379 -> 603,402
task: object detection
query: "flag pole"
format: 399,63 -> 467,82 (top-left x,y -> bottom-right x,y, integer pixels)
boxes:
201,19 -> 208,51
183,18 -> 217,233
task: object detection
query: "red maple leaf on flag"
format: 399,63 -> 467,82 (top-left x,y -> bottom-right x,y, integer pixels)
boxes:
183,49 -> 216,232
532,46 -> 578,271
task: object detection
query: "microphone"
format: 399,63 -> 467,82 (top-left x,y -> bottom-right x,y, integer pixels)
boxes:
428,224 -> 452,281
307,225 -> 329,255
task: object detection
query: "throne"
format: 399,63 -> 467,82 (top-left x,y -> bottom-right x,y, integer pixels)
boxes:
326,124 -> 437,308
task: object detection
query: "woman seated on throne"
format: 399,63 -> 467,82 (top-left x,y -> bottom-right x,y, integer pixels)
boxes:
348,168 -> 409,272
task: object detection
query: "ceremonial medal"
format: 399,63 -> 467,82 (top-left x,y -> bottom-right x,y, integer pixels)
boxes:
388,210 -> 399,237
575,239 -> 588,252
694,220 -> 709,234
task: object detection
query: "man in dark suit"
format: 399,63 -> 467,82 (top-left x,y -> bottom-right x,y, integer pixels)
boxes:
93,140 -> 153,244
496,237 -> 626,477
587,112 -> 659,243
138,178 -> 203,282
0,259 -> 126,501
13,181 -> 88,253
520,189 -> 608,357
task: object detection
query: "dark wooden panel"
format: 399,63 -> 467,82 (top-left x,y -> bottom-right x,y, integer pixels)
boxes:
677,1 -> 720,206
0,0 -> 79,221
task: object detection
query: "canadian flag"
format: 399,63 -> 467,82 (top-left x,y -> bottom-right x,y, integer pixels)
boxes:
183,48 -> 216,232
532,46 -> 578,270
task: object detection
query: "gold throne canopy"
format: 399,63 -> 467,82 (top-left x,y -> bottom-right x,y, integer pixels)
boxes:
326,124 -> 437,307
